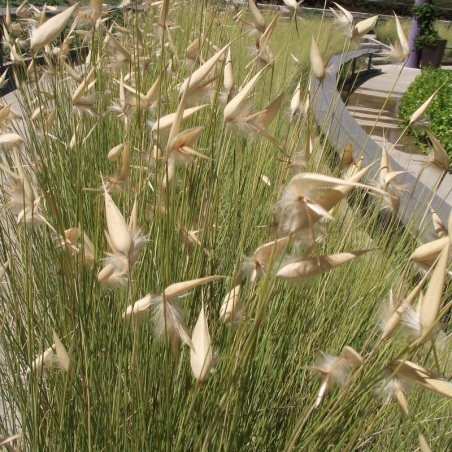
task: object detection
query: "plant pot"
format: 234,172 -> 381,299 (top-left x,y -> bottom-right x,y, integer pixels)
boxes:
421,39 -> 447,68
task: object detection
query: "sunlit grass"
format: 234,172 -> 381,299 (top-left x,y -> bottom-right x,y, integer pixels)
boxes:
0,2 -> 451,451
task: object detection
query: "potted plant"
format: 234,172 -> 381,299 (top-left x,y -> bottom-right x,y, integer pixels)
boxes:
412,2 -> 447,68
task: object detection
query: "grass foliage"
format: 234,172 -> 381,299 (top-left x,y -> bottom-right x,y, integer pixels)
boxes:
0,2 -> 452,451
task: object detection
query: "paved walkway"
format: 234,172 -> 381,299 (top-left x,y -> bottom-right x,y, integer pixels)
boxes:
346,65 -> 421,153
311,51 -> 452,239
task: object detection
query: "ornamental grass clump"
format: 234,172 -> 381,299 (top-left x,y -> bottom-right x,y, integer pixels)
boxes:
1,2 -> 452,451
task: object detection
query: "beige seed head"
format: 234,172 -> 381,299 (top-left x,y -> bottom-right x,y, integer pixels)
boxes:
224,66 -> 267,125
332,2 -> 353,25
409,236 -> 450,266
257,93 -> 284,129
224,48 -> 234,92
352,15 -> 378,41
179,43 -> 230,98
0,105 -> 11,123
310,37 -> 325,82
339,143 -> 354,166
122,294 -> 153,322
420,243 -> 450,336
425,129 -> 450,172
431,209 -> 448,238
152,105 -> 208,136
190,302 -> 212,382
0,133 -> 23,149
390,360 -> 452,399
277,250 -> 373,281
30,4 -> 78,52
341,346 -> 363,368
394,13 -> 410,59
382,270 -> 430,339
248,0 -> 266,34
27,346 -> 55,376
164,276 -> 225,300
418,431 -> 432,452
108,142 -> 126,161
290,82 -> 301,118
104,189 -> 132,257
220,282 -> 241,324
52,330 -> 70,373
409,85 -> 444,125
98,263 -> 116,285
90,0 -> 103,22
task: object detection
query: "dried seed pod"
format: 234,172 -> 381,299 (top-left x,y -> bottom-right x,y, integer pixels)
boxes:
390,360 -> 452,399
104,189 -> 132,257
164,276 -> 225,300
420,244 -> 449,336
409,85 -> 443,125
30,4 -> 78,52
220,281 -> 242,324
352,15 -> 378,41
277,250 -> 373,281
190,301 -> 212,382
122,294 -> 153,322
310,37 -> 325,82
52,330 -> 70,373
394,13 -> 410,59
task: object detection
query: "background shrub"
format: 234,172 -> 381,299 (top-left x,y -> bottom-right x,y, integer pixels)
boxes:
398,67 -> 452,161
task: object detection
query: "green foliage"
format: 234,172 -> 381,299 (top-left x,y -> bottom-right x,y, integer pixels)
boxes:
1,5 -> 452,452
399,67 -> 452,159
412,3 -> 441,50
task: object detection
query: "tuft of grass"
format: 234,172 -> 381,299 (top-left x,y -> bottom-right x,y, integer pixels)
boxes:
0,3 -> 451,452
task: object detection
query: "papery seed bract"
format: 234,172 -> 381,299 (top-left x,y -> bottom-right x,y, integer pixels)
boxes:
224,66 -> 267,125
190,301 -> 212,382
425,129 -> 450,172
339,143 -> 353,166
394,13 -> 410,59
277,250 -> 372,281
351,15 -> 378,41
224,48 -> 234,93
390,360 -> 452,399
409,237 -> 450,266
418,431 -> 432,452
104,189 -> 132,257
257,93 -> 283,129
30,4 -> 78,52
332,2 -> 353,25
248,0 -> 266,34
431,209 -> 448,238
108,142 -> 126,161
220,281 -> 241,324
122,294 -> 153,322
0,133 -> 23,148
409,85 -> 443,125
27,346 -> 55,376
179,43 -> 230,98
310,37 -> 325,82
420,243 -> 449,336
382,270 -> 430,339
290,82 -> 301,119
341,346 -> 363,368
98,263 -> 116,285
164,276 -> 224,300
52,330 -> 70,373
152,105 -> 208,136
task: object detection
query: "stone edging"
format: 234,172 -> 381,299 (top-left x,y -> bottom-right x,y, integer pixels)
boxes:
310,48 -> 452,238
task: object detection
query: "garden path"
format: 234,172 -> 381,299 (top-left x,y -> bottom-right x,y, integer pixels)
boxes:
311,51 -> 452,239
346,64 -> 421,154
